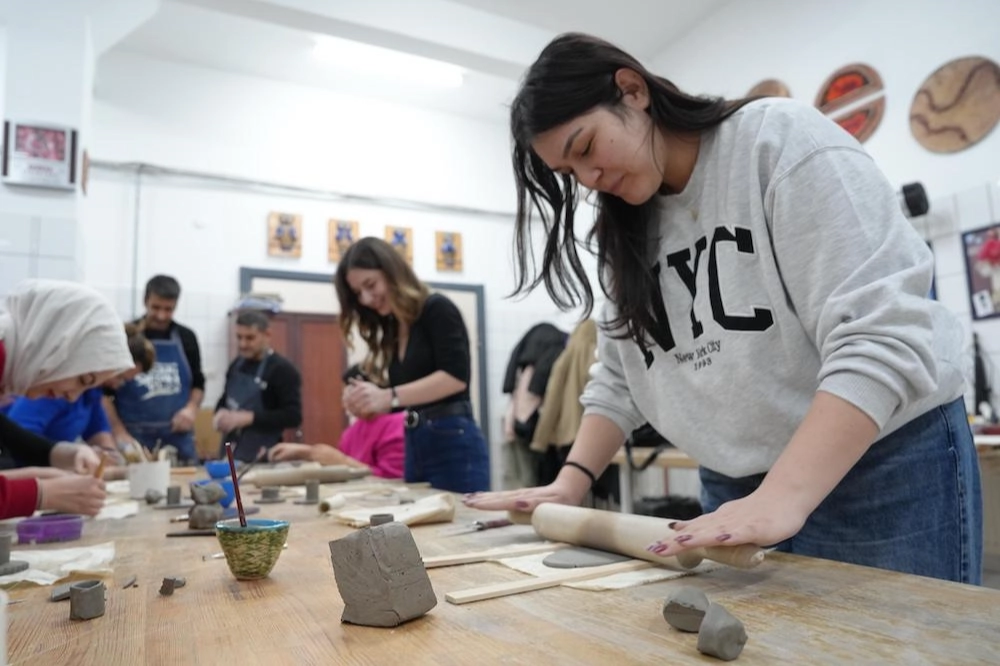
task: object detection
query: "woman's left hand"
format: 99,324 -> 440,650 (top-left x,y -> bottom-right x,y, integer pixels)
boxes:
344,380 -> 391,415
645,488 -> 809,557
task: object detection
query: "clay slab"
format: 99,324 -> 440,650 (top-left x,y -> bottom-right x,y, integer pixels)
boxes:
542,546 -> 632,569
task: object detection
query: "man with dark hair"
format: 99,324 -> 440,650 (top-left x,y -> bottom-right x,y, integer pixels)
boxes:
104,274 -> 205,464
213,310 -> 302,462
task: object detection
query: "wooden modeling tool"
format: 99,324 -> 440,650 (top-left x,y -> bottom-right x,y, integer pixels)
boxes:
225,441 -> 248,527
94,453 -> 108,479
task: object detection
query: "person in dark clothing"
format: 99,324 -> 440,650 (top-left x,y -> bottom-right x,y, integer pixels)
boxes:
335,237 -> 489,493
214,310 -> 302,462
104,275 -> 206,463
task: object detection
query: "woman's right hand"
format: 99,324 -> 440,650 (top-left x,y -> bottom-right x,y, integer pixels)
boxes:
462,479 -> 586,514
267,443 -> 313,462
37,475 -> 107,516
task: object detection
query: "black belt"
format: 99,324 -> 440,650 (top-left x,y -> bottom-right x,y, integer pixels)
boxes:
404,401 -> 473,429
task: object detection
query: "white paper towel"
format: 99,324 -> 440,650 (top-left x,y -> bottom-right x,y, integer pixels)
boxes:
0,541 -> 115,587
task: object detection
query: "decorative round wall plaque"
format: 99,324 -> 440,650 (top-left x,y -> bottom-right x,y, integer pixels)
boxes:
909,55 -> 1000,153
814,63 -> 886,143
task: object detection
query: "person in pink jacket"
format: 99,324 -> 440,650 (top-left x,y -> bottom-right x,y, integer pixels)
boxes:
267,366 -> 405,478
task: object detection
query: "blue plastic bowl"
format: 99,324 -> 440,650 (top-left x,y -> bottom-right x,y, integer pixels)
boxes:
204,460 -> 231,480
192,479 -> 235,508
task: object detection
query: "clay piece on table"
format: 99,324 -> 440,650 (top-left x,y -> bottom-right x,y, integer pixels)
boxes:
369,513 -> 394,526
255,486 -> 286,504
294,479 -> 321,505
697,603 -> 748,661
165,485 -> 182,506
0,533 -> 28,576
145,489 -> 164,505
662,586 -> 711,633
121,575 -> 138,589
50,583 -> 74,602
159,577 -> 187,596
189,481 -> 226,505
189,504 -> 224,530
542,546 -> 632,569
69,580 -> 106,621
329,521 -> 437,627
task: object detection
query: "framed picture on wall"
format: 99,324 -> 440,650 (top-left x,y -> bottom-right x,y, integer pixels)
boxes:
435,231 -> 463,272
385,225 -> 413,265
2,120 -> 77,190
267,212 -> 303,258
328,219 -> 359,262
962,222 -> 1000,320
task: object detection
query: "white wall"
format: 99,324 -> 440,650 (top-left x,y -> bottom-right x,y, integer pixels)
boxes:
650,0 -> 1000,198
84,52 -> 598,489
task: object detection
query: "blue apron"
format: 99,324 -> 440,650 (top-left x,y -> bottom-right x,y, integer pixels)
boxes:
219,353 -> 278,462
114,329 -> 196,461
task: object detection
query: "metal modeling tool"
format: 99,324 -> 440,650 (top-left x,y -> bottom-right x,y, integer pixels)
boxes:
438,518 -> 513,537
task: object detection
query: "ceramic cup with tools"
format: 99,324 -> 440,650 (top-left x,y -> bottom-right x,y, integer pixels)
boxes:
127,460 -> 170,500
215,518 -> 289,580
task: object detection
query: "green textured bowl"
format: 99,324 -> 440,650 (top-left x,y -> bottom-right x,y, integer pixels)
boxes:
215,518 -> 289,580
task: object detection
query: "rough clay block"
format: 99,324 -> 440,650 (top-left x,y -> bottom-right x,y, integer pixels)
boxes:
50,583 -> 73,602
166,486 -> 182,505
190,482 -> 225,505
159,577 -> 184,596
329,522 -> 436,627
69,580 -> 106,621
369,513 -> 394,526
662,586 -> 710,633
697,603 -> 748,661
189,504 -> 224,530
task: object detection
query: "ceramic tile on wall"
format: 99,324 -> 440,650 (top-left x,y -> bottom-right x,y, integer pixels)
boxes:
0,254 -> 32,293
955,187 -> 995,233
37,217 -> 77,258
0,214 -> 36,255
36,257 -> 77,282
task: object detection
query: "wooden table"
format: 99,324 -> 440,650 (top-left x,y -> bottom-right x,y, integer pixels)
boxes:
6,477 -> 1000,665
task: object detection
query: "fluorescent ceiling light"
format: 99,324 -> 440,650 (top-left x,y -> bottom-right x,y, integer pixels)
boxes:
312,36 -> 464,88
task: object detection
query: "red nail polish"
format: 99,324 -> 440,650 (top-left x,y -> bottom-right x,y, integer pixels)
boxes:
716,533 -> 731,542
675,534 -> 692,543
515,500 -> 529,510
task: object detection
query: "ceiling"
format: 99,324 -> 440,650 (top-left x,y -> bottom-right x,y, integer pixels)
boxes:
107,0 -> 732,123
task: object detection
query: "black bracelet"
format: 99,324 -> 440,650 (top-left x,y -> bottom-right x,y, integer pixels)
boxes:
563,461 -> 597,487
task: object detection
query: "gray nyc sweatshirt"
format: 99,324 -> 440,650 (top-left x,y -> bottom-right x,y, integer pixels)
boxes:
581,99 -> 965,478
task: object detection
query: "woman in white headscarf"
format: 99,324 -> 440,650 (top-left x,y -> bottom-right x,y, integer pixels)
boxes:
0,279 -> 135,518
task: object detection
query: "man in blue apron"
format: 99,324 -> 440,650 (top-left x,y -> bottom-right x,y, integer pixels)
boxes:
213,310 -> 302,463
104,275 -> 205,464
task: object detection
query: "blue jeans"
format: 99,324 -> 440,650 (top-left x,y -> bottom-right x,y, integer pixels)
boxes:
700,398 -> 983,584
404,414 -> 490,493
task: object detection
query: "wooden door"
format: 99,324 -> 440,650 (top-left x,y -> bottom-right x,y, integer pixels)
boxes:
295,315 -> 346,445
227,311 -> 346,446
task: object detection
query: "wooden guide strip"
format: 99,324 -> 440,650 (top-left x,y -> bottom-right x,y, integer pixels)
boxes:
423,542 -> 568,568
445,559 -> 653,605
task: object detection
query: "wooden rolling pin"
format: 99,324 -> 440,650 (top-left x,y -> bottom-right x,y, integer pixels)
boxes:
531,504 -> 765,570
